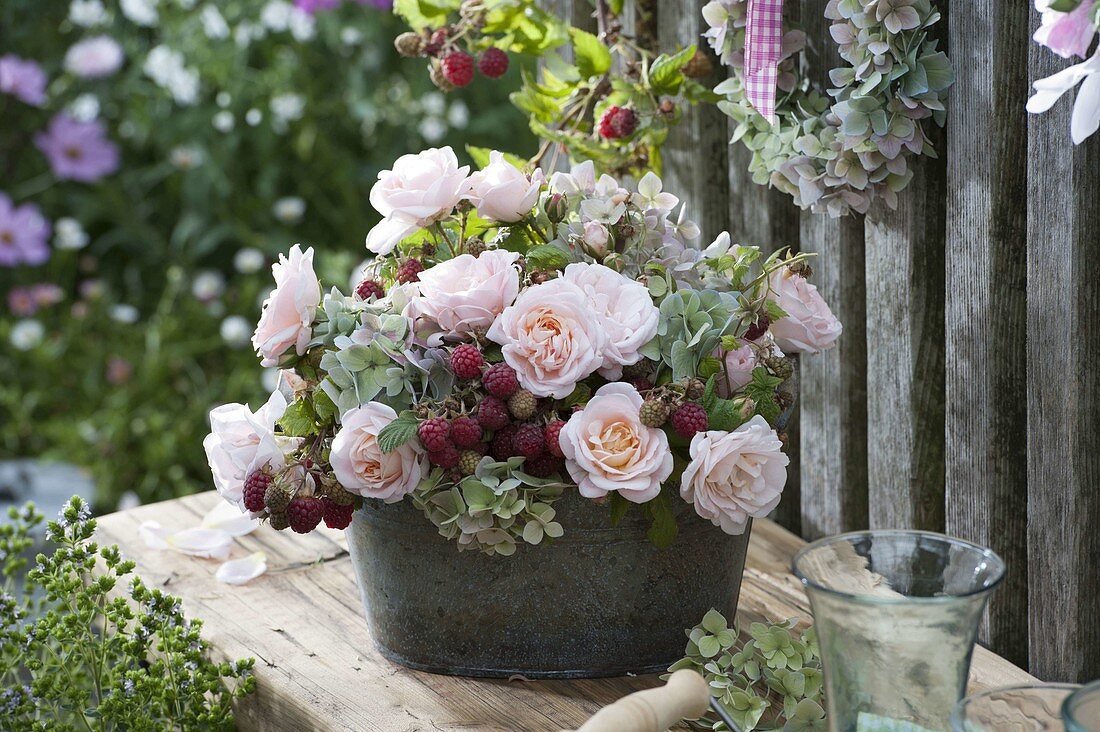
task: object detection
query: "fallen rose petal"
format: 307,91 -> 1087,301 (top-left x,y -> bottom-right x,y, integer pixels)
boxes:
215,552 -> 267,585
202,500 -> 261,537
138,520 -> 170,550
164,527 -> 233,560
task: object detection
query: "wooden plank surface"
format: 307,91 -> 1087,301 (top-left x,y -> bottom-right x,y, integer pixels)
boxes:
96,492 -> 1036,731
944,0 -> 1030,670
1025,35 -> 1100,683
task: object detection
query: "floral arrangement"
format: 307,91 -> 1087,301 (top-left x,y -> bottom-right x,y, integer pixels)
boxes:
206,146 -> 842,555
705,0 -> 954,217
1027,0 -> 1100,144
0,498 -> 255,728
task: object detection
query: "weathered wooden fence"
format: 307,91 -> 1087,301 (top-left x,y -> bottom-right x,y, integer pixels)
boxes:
544,0 -> 1100,682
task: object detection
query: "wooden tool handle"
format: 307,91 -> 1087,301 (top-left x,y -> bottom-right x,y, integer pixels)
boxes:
572,670 -> 711,732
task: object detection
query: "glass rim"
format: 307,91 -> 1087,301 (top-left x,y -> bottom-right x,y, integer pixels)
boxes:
791,529 -> 1007,605
951,683 -> 1082,730
1062,678 -> 1100,729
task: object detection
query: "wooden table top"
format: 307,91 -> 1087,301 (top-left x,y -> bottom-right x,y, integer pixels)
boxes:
96,492 -> 1036,731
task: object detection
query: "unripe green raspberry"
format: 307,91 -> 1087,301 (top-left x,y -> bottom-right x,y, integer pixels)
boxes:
458,450 -> 482,476
322,483 -> 356,506
684,378 -> 706,400
264,481 -> 293,514
465,237 -> 487,256
268,512 -> 290,531
764,355 -> 794,380
508,389 -> 538,420
639,399 -> 670,428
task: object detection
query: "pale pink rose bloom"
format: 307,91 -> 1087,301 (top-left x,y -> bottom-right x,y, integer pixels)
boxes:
561,262 -> 660,379
719,344 -> 757,395
203,390 -> 301,512
766,269 -> 842,354
252,244 -> 321,367
331,402 -> 425,502
560,382 -> 673,504
405,248 -> 521,338
680,415 -> 789,535
467,151 -> 545,223
1035,0 -> 1097,59
64,36 -> 124,78
366,146 -> 471,254
487,277 -> 608,398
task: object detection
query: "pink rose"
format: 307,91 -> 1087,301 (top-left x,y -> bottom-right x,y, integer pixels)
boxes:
560,383 -> 673,504
203,390 -> 301,512
487,277 -> 607,398
64,36 -> 124,78
580,221 -> 610,256
1035,0 -> 1097,59
561,262 -> 660,379
331,402 -> 425,502
719,344 -> 757,395
252,244 -> 321,367
680,416 -> 789,535
366,147 -> 471,254
467,151 -> 545,223
766,269 -> 842,354
405,249 -> 521,339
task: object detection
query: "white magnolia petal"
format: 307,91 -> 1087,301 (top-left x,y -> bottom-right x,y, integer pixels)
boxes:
215,552 -> 267,585
202,500 -> 261,537
1071,71 -> 1100,143
138,520 -> 170,550
165,527 -> 233,560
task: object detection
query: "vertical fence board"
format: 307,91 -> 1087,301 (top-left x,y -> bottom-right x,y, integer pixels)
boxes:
1026,45 -> 1100,683
796,2 -> 868,539
944,2 -> 1030,669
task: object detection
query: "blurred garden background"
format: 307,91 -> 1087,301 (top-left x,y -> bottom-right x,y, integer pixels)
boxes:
0,0 -> 534,511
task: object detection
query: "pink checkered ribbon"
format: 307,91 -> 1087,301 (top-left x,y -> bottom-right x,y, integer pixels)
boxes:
743,0 -> 784,125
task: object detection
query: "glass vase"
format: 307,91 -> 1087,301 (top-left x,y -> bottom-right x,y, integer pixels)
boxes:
793,530 -> 1006,732
952,684 -> 1079,731
1064,680 -> 1100,732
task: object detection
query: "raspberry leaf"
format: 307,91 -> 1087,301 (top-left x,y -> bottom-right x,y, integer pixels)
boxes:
378,411 -> 420,453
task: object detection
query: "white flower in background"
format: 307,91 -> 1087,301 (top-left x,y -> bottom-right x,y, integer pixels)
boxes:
341,27 -> 363,46
417,117 -> 447,143
216,91 -> 231,107
447,100 -> 470,129
260,0 -> 292,30
109,304 -> 140,324
169,144 -> 205,169
288,8 -> 316,41
143,46 -> 200,106
213,110 -> 234,132
235,22 -> 265,48
10,320 -> 45,351
67,93 -> 100,122
64,36 -> 124,78
200,5 -> 230,40
192,269 -> 225,301
220,315 -> 252,348
120,0 -> 158,26
245,108 -> 263,126
633,172 -> 679,213
54,217 -> 89,250
422,92 -> 446,116
234,247 -> 266,274
69,0 -> 108,27
270,93 -> 304,123
1027,47 -> 1100,144
273,196 -> 306,224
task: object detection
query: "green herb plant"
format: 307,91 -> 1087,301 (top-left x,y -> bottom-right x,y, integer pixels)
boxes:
0,497 -> 256,730
668,608 -> 827,732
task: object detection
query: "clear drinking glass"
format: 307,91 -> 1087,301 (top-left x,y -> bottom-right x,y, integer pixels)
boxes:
793,530 -> 1006,732
951,684 -> 1080,731
1064,680 -> 1100,732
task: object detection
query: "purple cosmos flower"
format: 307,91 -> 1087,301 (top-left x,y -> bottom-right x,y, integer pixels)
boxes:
0,193 -> 51,267
0,55 -> 47,106
34,115 -> 120,183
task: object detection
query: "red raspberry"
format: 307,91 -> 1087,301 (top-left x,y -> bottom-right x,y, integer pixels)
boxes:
490,425 -> 517,461
322,498 -> 354,530
476,396 -> 510,431
243,469 -> 272,513
544,420 -> 566,458
287,496 -> 324,534
418,417 -> 452,452
744,315 -> 770,341
513,423 -> 545,458
355,279 -> 385,301
482,362 -> 519,398
396,258 -> 424,284
524,453 -> 563,478
450,344 -> 484,379
428,444 -> 460,468
478,47 -> 509,78
450,416 -> 482,448
597,106 -> 638,140
441,51 -> 475,88
671,402 -> 709,438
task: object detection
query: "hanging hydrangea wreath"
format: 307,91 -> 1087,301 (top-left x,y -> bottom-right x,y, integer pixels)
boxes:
704,0 -> 954,218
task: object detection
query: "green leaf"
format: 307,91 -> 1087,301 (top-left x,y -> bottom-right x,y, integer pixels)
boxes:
649,45 -> 697,95
701,608 -> 727,635
278,399 -> 317,437
1048,0 -> 1083,11
525,243 -> 572,270
377,412 -> 419,453
697,635 -> 721,658
645,488 -> 679,549
392,0 -> 457,29
569,28 -> 612,78
764,298 -> 789,323
609,492 -> 631,526
313,388 -> 338,425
